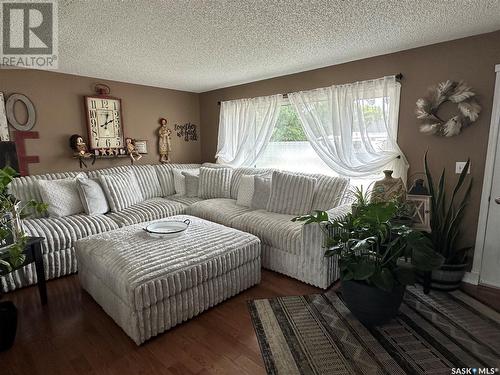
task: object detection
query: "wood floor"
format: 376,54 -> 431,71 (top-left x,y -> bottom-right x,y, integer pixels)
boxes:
0,270 -> 320,375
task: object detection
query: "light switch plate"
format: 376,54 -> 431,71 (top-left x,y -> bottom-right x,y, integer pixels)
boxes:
456,161 -> 471,174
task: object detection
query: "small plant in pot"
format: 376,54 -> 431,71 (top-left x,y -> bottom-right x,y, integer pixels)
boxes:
423,152 -> 472,291
0,167 -> 47,351
293,189 -> 443,326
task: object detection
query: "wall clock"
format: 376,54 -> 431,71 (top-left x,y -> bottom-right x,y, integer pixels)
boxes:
84,89 -> 124,151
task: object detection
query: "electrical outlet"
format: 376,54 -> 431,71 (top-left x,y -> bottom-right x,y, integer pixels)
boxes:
456,161 -> 471,174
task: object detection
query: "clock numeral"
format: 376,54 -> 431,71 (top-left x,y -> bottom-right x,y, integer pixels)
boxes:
90,100 -> 96,109
89,110 -> 97,119
101,100 -> 109,109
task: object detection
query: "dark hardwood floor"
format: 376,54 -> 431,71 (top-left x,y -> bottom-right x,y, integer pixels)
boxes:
460,282 -> 500,311
2,271 -> 498,375
0,270 -> 320,375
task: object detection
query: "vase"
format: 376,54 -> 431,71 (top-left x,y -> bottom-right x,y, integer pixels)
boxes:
0,300 -> 17,351
341,280 -> 405,326
371,170 -> 406,203
417,263 -> 467,291
11,201 -> 25,241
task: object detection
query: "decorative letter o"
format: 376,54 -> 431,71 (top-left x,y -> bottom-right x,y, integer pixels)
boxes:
6,94 -> 36,131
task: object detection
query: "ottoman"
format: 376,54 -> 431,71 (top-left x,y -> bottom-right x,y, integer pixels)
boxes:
75,215 -> 261,345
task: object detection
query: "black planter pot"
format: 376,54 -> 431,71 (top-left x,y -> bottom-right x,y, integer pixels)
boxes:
342,280 -> 405,326
417,263 -> 467,291
0,301 -> 17,351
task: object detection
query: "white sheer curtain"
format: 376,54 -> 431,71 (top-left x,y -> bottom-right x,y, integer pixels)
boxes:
288,76 -> 409,184
216,94 -> 283,167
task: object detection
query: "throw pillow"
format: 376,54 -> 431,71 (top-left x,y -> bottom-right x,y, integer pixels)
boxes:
182,171 -> 199,197
172,168 -> 186,195
251,175 -> 272,210
266,171 -> 316,215
198,167 -> 233,199
99,170 -> 144,212
236,175 -> 255,207
76,177 -> 110,215
37,175 -> 85,218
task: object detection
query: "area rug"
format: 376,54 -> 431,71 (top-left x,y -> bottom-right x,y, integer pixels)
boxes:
248,286 -> 500,375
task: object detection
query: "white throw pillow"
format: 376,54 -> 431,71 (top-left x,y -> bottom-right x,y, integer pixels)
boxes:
198,167 -> 233,199
266,171 -> 316,215
99,170 -> 144,212
236,175 -> 255,207
37,175 -> 85,218
251,175 -> 272,210
182,171 -> 199,197
172,169 -> 186,195
76,177 -> 110,215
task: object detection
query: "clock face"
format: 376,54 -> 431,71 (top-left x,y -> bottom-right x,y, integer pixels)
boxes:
85,96 -> 124,149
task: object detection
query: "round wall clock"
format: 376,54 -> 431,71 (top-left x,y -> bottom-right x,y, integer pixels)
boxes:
84,94 -> 124,150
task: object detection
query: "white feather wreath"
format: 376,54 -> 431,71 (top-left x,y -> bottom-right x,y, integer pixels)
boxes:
416,80 -> 481,137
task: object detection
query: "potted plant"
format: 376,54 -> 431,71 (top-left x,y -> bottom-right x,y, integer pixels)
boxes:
0,167 -> 46,351
293,194 -> 443,326
422,152 -> 472,291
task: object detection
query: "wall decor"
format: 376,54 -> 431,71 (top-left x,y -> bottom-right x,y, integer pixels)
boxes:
125,138 -> 142,162
12,130 -> 39,176
69,134 -> 95,168
416,80 -> 481,137
406,194 -> 431,232
84,84 -> 125,152
174,122 -> 197,142
134,140 -> 148,154
158,118 -> 171,163
0,93 -> 9,141
5,93 -> 36,131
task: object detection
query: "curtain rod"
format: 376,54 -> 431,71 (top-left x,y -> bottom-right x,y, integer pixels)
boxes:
217,73 -> 403,105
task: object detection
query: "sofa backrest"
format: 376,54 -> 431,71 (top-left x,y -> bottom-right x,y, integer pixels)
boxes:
8,171 -> 86,217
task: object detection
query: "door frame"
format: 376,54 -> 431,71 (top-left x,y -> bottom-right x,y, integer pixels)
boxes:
467,64 -> 500,285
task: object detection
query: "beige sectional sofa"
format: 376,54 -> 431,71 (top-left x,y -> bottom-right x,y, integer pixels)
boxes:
1,163 -> 350,292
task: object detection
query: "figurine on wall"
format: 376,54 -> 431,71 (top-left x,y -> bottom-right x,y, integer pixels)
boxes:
158,118 -> 172,163
125,138 -> 142,162
370,170 -> 406,203
69,134 -> 95,168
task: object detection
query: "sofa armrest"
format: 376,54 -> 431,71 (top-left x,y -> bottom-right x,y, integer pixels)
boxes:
299,203 -> 351,288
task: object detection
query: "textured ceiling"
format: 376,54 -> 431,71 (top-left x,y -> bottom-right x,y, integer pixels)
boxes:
58,0 -> 500,93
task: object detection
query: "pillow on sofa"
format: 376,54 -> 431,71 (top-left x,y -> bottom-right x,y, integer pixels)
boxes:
172,169 -> 186,195
37,175 -> 85,218
236,175 -> 255,207
182,171 -> 199,197
76,177 -> 110,215
266,171 -> 316,215
99,170 -> 144,212
198,167 -> 233,199
251,175 -> 272,210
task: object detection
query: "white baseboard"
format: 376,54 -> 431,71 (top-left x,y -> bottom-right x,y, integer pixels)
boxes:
462,271 -> 479,285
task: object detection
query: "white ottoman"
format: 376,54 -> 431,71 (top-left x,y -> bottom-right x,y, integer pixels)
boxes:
75,215 -> 261,345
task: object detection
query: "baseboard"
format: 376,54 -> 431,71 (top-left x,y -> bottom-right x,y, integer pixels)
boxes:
462,271 -> 479,285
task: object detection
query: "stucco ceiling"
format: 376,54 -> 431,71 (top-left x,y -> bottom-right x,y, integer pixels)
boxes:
58,0 -> 500,93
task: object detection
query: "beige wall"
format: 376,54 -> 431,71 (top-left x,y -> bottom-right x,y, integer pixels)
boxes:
0,69 -> 200,175
199,30 -> 500,248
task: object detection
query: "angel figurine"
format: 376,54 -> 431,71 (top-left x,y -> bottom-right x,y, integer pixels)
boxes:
125,138 -> 142,162
158,118 -> 172,163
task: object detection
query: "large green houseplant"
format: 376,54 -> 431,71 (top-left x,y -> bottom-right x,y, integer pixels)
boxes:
0,166 -> 46,352
423,152 -> 472,290
293,189 -> 443,326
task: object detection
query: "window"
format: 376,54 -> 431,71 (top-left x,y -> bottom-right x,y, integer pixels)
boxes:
255,101 -> 384,188
255,103 -> 336,175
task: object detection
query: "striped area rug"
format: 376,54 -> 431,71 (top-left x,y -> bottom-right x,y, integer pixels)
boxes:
248,286 -> 500,375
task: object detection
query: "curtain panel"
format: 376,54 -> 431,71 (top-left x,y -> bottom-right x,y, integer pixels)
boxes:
288,76 -> 409,184
216,94 -> 283,167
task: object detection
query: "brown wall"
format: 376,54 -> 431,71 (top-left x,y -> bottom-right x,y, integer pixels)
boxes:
199,30 -> 500,248
0,69 -> 200,175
